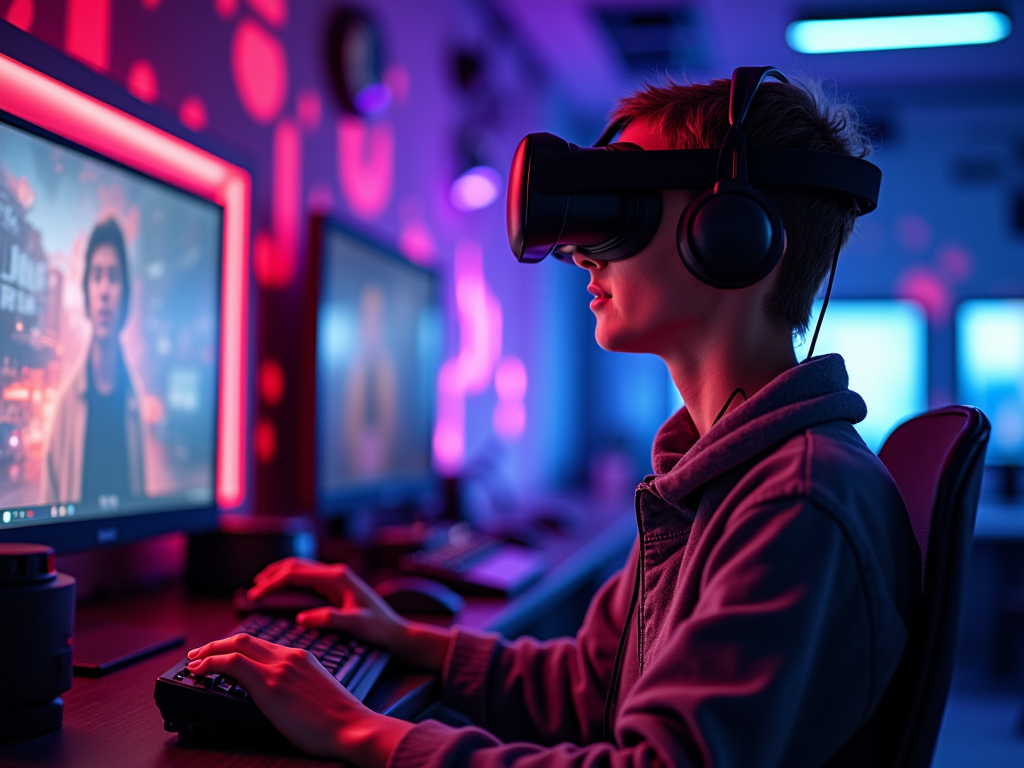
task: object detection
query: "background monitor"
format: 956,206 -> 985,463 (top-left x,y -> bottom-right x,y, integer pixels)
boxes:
795,298 -> 929,452
306,218 -> 441,514
0,38 -> 249,551
955,299 -> 1024,467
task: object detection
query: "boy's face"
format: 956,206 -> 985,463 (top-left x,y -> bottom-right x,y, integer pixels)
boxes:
573,119 -> 724,356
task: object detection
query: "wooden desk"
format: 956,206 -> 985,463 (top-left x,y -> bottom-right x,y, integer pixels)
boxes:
0,503 -> 634,767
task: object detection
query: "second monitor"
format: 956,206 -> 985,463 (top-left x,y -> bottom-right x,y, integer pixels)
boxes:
302,218 -> 442,516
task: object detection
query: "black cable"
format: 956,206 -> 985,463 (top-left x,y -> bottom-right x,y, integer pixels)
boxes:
713,387 -> 747,427
603,563 -> 641,742
805,240 -> 842,361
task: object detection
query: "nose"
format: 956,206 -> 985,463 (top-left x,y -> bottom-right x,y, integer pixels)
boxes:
571,252 -> 608,271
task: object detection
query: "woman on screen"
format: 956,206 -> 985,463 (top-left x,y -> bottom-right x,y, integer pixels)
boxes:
43,218 -> 146,508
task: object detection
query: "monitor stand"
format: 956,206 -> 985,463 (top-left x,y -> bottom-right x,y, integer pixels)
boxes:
72,623 -> 184,677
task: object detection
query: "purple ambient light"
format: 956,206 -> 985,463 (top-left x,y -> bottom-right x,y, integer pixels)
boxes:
352,83 -> 392,116
450,165 -> 502,212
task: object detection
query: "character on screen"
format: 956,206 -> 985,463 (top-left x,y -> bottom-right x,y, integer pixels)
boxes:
344,285 -> 397,476
43,219 -> 146,507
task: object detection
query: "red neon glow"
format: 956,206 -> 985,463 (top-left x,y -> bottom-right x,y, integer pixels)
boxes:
141,0 -> 161,9
4,0 -> 34,31
453,241 -> 502,394
296,88 -> 321,131
270,118 -> 300,287
246,0 -> 288,28
255,418 -> 277,464
383,64 -> 411,104
0,53 -> 251,509
337,116 -> 394,218
895,266 -> 951,323
494,356 -> 527,401
433,360 -> 466,473
215,0 -> 240,19
231,19 -> 288,124
431,241 -> 508,469
65,0 -> 111,72
493,356 -> 527,441
127,60 -> 159,104
179,95 -> 208,132
259,358 -> 285,407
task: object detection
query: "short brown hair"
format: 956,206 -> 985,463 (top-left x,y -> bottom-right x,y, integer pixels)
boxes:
612,76 -> 871,334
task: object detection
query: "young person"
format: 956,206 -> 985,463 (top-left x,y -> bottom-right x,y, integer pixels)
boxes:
44,218 -> 146,506
186,73 -> 920,768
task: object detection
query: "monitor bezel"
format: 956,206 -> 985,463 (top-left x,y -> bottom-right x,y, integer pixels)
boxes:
300,215 -> 441,517
0,22 -> 252,551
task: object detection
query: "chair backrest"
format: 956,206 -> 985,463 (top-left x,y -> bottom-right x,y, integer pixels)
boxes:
877,406 -> 990,768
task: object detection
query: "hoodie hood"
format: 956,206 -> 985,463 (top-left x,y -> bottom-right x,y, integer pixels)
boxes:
652,353 -> 867,506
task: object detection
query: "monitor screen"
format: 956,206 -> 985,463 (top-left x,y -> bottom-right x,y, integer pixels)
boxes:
0,116 -> 222,533
794,299 -> 928,452
956,299 -> 1024,466
314,221 -> 441,511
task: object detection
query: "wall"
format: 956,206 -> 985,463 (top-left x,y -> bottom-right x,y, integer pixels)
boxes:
5,0 -> 591,513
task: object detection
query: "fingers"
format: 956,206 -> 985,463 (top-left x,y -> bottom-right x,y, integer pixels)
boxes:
185,650 -> 262,687
251,556 -> 318,589
296,606 -> 364,630
187,632 -> 279,663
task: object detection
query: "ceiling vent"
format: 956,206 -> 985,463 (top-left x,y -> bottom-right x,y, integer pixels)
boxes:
596,6 -> 708,77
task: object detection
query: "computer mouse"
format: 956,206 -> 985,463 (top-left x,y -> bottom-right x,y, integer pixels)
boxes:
374,577 -> 465,618
232,587 -> 330,617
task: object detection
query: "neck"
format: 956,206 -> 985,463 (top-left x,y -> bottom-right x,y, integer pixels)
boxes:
90,337 -> 120,396
663,313 -> 797,436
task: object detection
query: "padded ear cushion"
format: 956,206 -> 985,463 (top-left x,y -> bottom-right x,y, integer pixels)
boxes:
677,181 -> 786,289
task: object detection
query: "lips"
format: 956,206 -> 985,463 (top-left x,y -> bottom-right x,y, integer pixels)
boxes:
587,284 -> 611,299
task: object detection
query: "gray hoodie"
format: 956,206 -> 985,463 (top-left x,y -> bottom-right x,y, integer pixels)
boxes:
392,354 -> 920,768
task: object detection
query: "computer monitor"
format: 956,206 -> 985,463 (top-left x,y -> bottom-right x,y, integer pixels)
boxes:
794,299 -> 928,453
0,31 -> 250,551
955,299 -> 1024,469
302,218 -> 441,515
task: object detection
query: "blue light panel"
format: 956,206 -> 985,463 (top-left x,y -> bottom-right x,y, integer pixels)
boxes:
956,299 -> 1024,466
786,11 -> 1012,54
795,299 -> 929,452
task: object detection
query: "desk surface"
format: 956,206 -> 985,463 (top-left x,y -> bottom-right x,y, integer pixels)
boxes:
0,502 -> 635,768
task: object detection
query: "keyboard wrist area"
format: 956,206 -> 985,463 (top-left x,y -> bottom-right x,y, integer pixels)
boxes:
389,619 -> 453,672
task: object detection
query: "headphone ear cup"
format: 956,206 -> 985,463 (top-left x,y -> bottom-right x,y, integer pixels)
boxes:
677,182 -> 786,289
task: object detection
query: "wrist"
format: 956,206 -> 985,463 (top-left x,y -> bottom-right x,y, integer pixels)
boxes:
337,712 -> 413,768
391,619 -> 453,672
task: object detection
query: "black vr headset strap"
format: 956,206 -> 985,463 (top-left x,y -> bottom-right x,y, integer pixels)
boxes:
719,67 -> 790,182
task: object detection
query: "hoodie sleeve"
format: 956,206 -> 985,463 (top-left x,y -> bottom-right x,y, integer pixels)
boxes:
390,497 -> 886,768
436,537 -> 639,746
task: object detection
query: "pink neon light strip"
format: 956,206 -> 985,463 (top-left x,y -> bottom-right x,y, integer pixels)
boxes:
0,53 -> 250,508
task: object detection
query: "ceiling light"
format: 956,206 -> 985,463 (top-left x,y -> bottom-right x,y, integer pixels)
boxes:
786,11 -> 1012,54
450,165 -> 502,212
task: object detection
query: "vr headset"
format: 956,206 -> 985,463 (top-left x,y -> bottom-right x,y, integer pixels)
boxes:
506,66 -> 882,290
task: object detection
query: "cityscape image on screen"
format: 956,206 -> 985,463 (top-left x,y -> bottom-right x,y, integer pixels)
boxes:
0,117 -> 223,530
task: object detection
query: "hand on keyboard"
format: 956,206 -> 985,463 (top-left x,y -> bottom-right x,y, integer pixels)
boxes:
185,631 -> 411,762
246,557 -> 451,671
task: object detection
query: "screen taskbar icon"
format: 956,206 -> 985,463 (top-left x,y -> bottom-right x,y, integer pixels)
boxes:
1,505 -> 75,524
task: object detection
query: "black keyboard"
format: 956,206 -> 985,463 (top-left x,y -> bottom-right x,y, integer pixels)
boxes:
154,613 -> 390,741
